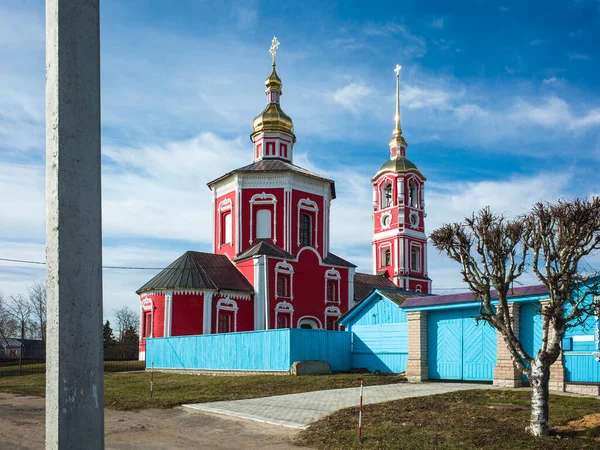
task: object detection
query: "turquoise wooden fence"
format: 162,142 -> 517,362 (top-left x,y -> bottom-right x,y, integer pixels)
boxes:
146,329 -> 351,372
351,323 -> 408,373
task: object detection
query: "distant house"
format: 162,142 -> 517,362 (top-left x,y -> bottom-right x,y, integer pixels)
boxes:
0,338 -> 45,361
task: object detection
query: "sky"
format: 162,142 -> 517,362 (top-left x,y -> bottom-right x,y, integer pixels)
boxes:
1,1 -> 600,323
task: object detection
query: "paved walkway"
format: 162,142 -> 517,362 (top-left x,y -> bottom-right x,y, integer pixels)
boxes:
184,382 -> 492,429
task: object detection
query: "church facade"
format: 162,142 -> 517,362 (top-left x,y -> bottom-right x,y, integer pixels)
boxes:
137,40 -> 430,360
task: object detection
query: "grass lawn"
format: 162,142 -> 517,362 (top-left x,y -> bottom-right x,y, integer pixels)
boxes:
295,389 -> 600,449
0,370 -> 404,410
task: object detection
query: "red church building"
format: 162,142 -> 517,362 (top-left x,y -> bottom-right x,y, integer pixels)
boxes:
137,41 -> 431,360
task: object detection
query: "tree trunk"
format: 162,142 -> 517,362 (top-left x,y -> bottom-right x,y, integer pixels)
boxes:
529,360 -> 550,437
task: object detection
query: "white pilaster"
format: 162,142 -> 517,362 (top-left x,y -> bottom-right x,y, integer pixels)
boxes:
203,291 -> 213,334
164,291 -> 173,337
253,257 -> 266,330
348,267 -> 356,309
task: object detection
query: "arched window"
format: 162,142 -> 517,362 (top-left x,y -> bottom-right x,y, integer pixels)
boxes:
411,247 -> 420,271
223,212 -> 232,244
381,248 -> 391,267
300,213 -> 312,246
277,315 -> 289,329
326,281 -> 336,302
218,313 -> 231,333
381,183 -> 393,209
408,182 -> 418,208
277,276 -> 289,298
256,209 -> 272,239
326,317 -> 336,330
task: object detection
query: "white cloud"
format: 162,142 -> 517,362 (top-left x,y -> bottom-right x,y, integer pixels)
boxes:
529,39 -> 544,46
431,18 -> 445,29
514,95 -> 600,130
362,22 -> 427,57
568,52 -> 591,61
542,76 -> 564,86
329,82 -> 372,113
403,85 -> 455,110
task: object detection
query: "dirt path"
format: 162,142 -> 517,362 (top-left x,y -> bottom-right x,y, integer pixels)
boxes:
0,393 -> 301,450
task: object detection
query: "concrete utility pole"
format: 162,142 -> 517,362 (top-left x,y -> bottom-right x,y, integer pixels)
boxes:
46,1 -> 104,448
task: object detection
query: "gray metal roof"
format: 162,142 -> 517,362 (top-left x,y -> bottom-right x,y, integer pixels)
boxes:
323,252 -> 356,268
136,251 -> 254,294
235,240 -> 294,262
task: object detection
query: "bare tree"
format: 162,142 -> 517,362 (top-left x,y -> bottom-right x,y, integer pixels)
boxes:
113,306 -> 138,341
430,199 -> 600,438
27,281 -> 47,343
0,292 -> 17,347
7,294 -> 31,375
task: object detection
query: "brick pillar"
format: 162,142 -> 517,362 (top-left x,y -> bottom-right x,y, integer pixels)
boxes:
405,311 -> 429,382
549,353 -> 566,392
494,303 -> 523,388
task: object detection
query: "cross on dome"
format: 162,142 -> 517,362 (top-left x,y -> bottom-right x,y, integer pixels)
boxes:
394,64 -> 402,76
269,36 -> 280,65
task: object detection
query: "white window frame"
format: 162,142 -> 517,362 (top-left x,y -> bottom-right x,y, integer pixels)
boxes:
324,306 -> 341,330
275,261 -> 294,300
297,316 -> 322,329
410,244 -> 421,272
324,268 -> 341,304
250,192 -> 277,245
216,297 -> 239,333
218,198 -> 233,248
379,243 -> 392,268
275,301 -> 294,328
297,198 -> 319,249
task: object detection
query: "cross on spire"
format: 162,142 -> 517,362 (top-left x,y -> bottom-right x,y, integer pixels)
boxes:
269,36 -> 280,65
394,64 -> 402,77
394,64 -> 402,136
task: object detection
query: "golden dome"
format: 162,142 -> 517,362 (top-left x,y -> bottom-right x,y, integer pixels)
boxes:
251,64 -> 296,142
265,64 -> 282,91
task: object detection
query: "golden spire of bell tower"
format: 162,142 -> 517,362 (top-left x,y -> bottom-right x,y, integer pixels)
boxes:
389,64 -> 407,157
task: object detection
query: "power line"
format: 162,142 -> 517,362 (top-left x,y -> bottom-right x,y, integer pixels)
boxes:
0,256 -> 469,291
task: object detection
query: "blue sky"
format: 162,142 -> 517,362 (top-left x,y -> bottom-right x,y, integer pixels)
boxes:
1,1 -> 600,321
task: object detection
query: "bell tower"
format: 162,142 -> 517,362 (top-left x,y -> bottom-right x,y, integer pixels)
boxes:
371,65 -> 431,294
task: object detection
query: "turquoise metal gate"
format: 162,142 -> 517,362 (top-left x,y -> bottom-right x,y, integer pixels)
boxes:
428,308 -> 497,381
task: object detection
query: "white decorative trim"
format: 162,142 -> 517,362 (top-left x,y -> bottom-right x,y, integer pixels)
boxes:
380,212 -> 393,230
141,288 -> 251,300
297,198 -> 319,248
275,261 -> 294,301
216,297 -> 239,333
218,290 -> 252,301
250,192 -> 277,245
373,227 -> 427,240
275,301 -> 294,328
296,246 -> 323,264
409,211 -> 420,229
324,306 -> 342,330
203,291 -> 213,334
324,268 -> 341,304
142,297 -> 154,311
297,316 -> 323,329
